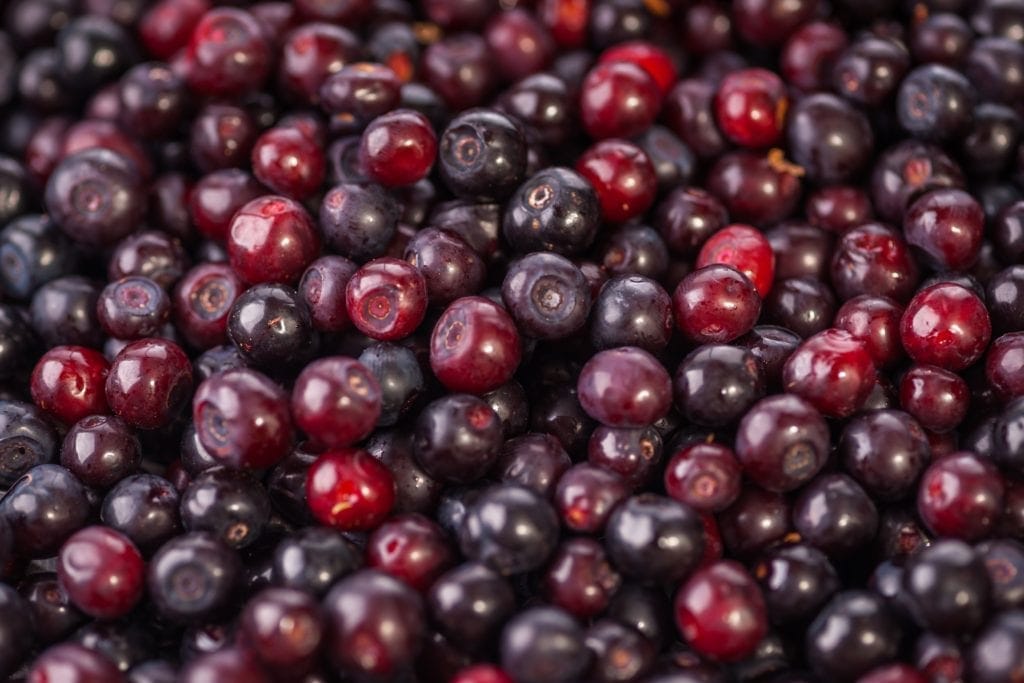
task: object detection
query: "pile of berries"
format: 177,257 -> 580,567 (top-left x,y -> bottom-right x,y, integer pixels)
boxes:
1,0 -> 1024,681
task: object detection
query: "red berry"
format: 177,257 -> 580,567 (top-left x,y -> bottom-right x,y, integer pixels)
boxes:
674,560 -> 768,662
57,526 -> 144,619
345,257 -> 428,341
30,346 -> 110,424
598,41 -> 678,95
291,356 -> 382,449
575,139 -> 657,223
359,109 -> 437,187
900,282 -> 992,372
918,452 -> 1004,541
580,62 -> 662,140
673,264 -> 762,344
251,127 -> 326,200
783,328 -> 876,418
227,195 -> 321,285
306,448 -> 396,531
697,223 -> 776,298
430,296 -> 522,394
714,68 -> 788,148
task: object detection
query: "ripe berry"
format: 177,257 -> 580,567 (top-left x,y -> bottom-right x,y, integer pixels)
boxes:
306,448 -> 395,531
57,526 -> 144,619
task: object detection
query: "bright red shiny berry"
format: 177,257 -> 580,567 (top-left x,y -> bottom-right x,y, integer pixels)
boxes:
697,223 -> 776,298
580,62 -> 662,140
30,346 -> 110,424
900,282 -> 992,372
359,109 -> 437,187
598,41 -> 678,95
430,296 -> 522,394
345,257 -> 428,341
918,451 -> 1005,541
783,328 -> 876,418
575,139 -> 657,223
251,127 -> 326,200
306,448 -> 396,531
673,264 -> 762,344
227,195 -> 321,285
714,68 -> 788,148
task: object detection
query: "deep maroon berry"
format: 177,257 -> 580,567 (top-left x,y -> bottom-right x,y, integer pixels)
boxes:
306,448 -> 395,531
30,346 -> 109,424
346,257 -> 428,341
575,139 -> 656,223
421,34 -> 496,112
835,295 -> 904,368
299,255 -> 358,333
918,451 -> 1004,541
839,409 -> 930,501
189,169 -> 264,242
542,537 -> 621,619
227,195 -> 321,286
736,394 -> 829,492
904,189 -> 985,271
57,525 -> 144,619
173,263 -> 244,350
189,103 -> 257,173
60,415 -> 140,489
580,61 -> 661,140
499,606 -> 590,683
27,643 -> 125,683
406,228 -> 486,306
359,109 -> 437,188
806,185 -> 874,234
430,296 -> 522,394
900,282 -> 992,371
105,338 -> 192,430
831,222 -> 921,303
366,513 -> 454,592
898,364 -> 969,434
706,150 -> 803,226
714,68 -> 787,149
674,560 -> 768,663
97,276 -> 171,340
577,347 -> 671,428
250,126 -> 326,201
674,344 -> 765,428
319,183 -> 399,264
554,463 -> 628,533
783,328 -> 876,418
655,187 -> 728,257
184,8 -> 271,97
292,357 -> 379,451
239,587 -> 324,671
987,332 -> 1024,401
664,442 -> 741,513
193,367 -> 293,470
107,230 -> 189,292
673,264 -> 761,344
320,62 -> 402,131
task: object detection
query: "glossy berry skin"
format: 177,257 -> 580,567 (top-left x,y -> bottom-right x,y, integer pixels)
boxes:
674,560 -> 768,663
251,126 -> 325,201
783,328 -> 876,418
736,394 -> 829,492
439,109 -> 527,202
57,525 -> 144,620
299,256 -> 358,333
605,494 -> 704,583
431,296 -> 522,395
580,61 -> 661,140
903,539 -> 991,635
897,64 -> 976,142
674,344 -> 765,428
714,68 -> 787,149
543,537 -> 621,619
306,448 -> 395,531
499,606 -> 590,683
292,356 -> 381,450
502,252 -> 591,340
359,109 -> 437,187
27,643 -> 125,683
60,415 -> 140,489
192,368 -> 293,470
918,452 -> 1004,541
0,400 -> 58,487
835,295 -> 904,368
904,189 -> 985,271
502,167 -> 601,256
899,364 -> 969,433
806,591 -> 903,681
831,223 -> 921,303
1,463 -> 91,558
366,513 -> 454,592
664,442 -> 742,513
105,339 -> 192,430
428,562 -> 516,653
405,228 -> 486,305
697,224 -> 775,299
754,543 -> 840,626
590,275 -> 673,353
459,484 -> 559,576
44,148 -> 145,247
30,346 -> 109,425
239,587 -> 324,670
100,473 -> 181,554
577,347 -> 671,428
598,41 -> 677,95
227,196 -> 321,286
794,473 -> 879,557
554,463 -> 628,533
183,8 -> 271,97
97,276 -> 171,340
839,410 -> 930,502
987,332 -> 1024,401
324,569 -> 425,679
173,263 -> 244,350
575,139 -> 657,223
180,465 -> 270,549
147,532 -> 241,623
900,283 -> 992,372
787,93 -> 874,184
319,184 -> 399,264
673,265 -> 762,344
346,258 -> 428,341
414,394 -> 502,484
